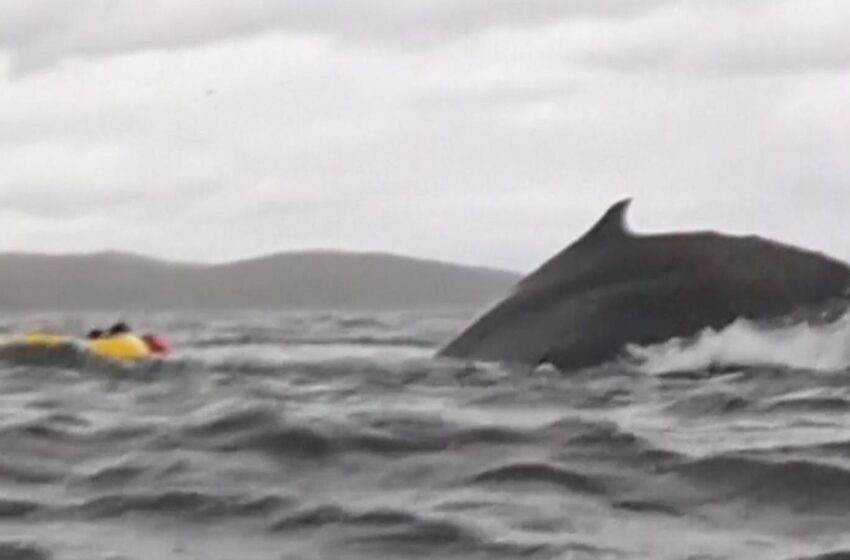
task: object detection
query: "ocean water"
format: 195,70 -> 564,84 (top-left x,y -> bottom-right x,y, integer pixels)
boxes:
0,309 -> 849,560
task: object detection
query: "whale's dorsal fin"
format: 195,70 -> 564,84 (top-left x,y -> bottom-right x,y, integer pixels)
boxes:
578,198 -> 632,245
512,198 -> 635,292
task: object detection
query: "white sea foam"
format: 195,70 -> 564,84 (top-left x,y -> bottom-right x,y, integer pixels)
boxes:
627,312 -> 850,374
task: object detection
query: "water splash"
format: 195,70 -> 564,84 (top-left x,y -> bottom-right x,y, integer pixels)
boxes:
627,313 -> 850,374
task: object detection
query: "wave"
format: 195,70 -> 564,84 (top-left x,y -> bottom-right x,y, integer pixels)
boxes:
671,454 -> 850,513
0,343 -> 85,369
0,542 -> 51,560
81,463 -> 148,488
269,503 -> 547,557
539,418 -> 683,468
174,419 -> 335,459
172,403 -> 532,460
661,390 -> 751,417
351,518 -> 480,548
762,396 -> 850,413
0,417 -> 155,452
627,312 -> 850,374
268,504 -> 416,531
732,438 -> 850,464
470,462 -> 604,495
71,490 -> 293,520
0,498 -> 41,519
610,499 -> 681,516
0,459 -> 64,485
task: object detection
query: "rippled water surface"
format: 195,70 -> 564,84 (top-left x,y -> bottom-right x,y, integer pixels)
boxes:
0,309 -> 849,560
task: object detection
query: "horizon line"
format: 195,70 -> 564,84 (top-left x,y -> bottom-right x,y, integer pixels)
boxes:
0,247 -> 523,275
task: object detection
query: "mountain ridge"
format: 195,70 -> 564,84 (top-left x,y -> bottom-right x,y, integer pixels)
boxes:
0,250 -> 520,310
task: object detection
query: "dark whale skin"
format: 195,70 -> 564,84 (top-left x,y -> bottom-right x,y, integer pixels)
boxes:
439,199 -> 850,370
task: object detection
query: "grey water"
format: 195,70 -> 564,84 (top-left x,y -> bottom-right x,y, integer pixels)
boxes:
0,309 -> 849,560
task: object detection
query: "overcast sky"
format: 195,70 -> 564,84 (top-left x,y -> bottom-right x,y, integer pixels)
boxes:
1,0 -> 848,271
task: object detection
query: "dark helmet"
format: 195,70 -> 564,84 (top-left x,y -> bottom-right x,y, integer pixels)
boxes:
108,322 -> 131,335
87,329 -> 104,340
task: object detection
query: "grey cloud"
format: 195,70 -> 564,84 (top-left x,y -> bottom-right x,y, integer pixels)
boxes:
572,0 -> 850,74
0,188 -> 126,220
0,0 -> 673,71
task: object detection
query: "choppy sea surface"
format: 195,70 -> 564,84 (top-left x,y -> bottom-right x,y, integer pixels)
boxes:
0,309 -> 849,560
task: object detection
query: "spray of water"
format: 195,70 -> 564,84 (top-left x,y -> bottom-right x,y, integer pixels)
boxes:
627,312 -> 850,374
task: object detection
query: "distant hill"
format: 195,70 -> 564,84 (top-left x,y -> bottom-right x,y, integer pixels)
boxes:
0,250 -> 520,310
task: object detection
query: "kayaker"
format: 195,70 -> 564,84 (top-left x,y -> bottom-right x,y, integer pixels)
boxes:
107,322 -> 132,336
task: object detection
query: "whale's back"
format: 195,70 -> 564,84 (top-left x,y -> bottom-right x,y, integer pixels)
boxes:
439,200 -> 850,370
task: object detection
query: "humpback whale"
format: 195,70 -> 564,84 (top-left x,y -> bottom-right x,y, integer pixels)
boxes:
439,199 -> 850,371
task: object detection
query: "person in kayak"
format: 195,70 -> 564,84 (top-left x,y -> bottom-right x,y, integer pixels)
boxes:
107,322 -> 132,336
86,322 -> 171,358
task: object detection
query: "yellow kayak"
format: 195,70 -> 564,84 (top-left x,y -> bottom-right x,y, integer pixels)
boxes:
10,332 -> 157,363
87,334 -> 154,361
21,332 -> 69,346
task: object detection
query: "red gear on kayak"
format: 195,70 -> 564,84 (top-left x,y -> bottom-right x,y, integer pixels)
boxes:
142,334 -> 171,356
